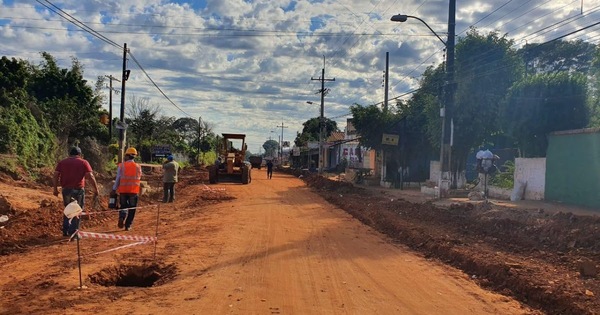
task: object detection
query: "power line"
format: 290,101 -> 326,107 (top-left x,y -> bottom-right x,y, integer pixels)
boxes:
458,0 -> 516,36
128,52 -> 192,118
32,0 -> 195,120
34,0 -> 121,50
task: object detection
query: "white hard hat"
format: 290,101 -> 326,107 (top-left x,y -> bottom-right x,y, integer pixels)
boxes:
63,200 -> 83,219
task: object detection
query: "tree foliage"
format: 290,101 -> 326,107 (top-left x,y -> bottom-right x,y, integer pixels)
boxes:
262,139 -> 279,158
452,29 -> 523,170
503,72 -> 589,157
414,65 -> 446,150
29,53 -> 107,147
293,117 -> 338,147
0,92 -> 55,168
522,39 -> 596,75
349,104 -> 398,151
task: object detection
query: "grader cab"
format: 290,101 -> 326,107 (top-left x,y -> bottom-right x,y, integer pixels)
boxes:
208,133 -> 251,184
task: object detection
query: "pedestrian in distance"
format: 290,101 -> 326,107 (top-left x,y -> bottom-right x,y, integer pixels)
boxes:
162,154 -> 179,203
266,159 -> 274,179
112,147 -> 142,231
53,146 -> 100,236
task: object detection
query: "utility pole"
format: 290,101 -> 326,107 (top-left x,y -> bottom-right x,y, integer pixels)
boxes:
104,75 -> 120,142
384,52 -> 389,111
276,121 -> 288,163
381,52 -> 390,184
440,0 -> 456,194
118,43 -> 130,163
197,117 -> 202,164
311,57 -> 335,174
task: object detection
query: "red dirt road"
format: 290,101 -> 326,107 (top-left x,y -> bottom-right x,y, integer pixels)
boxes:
0,168 -> 533,314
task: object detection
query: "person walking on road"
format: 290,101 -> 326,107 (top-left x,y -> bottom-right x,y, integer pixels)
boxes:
53,146 -> 100,236
266,159 -> 274,179
162,154 -> 179,203
112,147 -> 142,231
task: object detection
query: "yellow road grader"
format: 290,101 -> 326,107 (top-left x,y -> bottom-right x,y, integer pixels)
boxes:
208,133 -> 251,184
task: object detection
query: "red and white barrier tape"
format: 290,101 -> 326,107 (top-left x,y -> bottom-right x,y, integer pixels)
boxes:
73,230 -> 157,242
203,184 -> 225,191
86,241 -> 152,256
80,204 -> 159,215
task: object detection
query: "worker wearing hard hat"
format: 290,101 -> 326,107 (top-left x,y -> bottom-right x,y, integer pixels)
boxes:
111,147 -> 142,231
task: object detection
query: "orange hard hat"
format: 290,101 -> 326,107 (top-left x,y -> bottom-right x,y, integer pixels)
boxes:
125,147 -> 138,156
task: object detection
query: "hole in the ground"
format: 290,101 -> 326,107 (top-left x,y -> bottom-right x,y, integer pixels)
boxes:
89,262 -> 177,287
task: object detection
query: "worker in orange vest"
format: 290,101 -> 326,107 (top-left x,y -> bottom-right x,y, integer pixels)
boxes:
111,147 -> 142,231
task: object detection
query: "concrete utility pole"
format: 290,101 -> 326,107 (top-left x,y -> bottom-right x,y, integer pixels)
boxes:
311,57 -> 335,174
440,0 -> 456,194
104,75 -> 120,142
276,121 -> 288,163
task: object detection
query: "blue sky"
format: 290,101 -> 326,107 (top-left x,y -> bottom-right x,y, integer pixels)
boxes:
1,0 -> 600,152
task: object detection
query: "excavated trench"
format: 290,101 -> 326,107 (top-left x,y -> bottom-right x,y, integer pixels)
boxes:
89,262 -> 177,288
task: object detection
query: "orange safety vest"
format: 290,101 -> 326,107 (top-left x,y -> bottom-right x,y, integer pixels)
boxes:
117,161 -> 142,194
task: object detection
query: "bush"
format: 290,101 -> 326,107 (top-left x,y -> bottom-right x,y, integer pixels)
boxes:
199,151 -> 217,166
490,160 -> 515,189
78,137 -> 111,174
0,96 -> 56,169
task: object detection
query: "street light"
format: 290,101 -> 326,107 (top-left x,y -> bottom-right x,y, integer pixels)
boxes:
390,15 -> 446,46
391,3 -> 456,196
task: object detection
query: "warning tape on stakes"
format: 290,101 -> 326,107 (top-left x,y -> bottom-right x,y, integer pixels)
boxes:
85,241 -> 152,256
202,184 -> 226,191
79,204 -> 159,216
73,230 -> 157,242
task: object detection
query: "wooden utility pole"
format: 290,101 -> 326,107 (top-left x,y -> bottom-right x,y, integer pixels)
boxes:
118,43 -> 130,163
384,52 -> 389,111
104,75 -> 120,142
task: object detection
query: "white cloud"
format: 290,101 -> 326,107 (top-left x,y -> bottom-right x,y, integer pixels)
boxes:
2,0 -> 600,148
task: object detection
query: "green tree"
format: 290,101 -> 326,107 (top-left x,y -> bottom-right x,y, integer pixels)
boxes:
503,72 -> 589,157
172,117 -> 201,145
587,46 -> 600,127
293,117 -> 338,147
125,94 -> 162,159
0,91 -> 55,169
522,39 -> 596,75
262,139 -> 279,158
349,104 -> 398,151
0,56 -> 31,92
29,53 -> 106,147
452,29 -> 523,173
413,65 -> 446,151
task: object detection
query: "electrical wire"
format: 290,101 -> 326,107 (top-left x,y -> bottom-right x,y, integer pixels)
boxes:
35,0 -> 122,50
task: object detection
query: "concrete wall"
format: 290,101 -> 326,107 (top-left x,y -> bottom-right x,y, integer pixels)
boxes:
429,160 -> 441,183
514,158 -> 545,200
488,186 -> 511,200
428,160 -> 466,189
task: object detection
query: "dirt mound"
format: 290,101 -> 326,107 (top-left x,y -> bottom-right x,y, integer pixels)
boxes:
300,173 -> 600,315
0,197 -> 113,255
0,167 -> 231,257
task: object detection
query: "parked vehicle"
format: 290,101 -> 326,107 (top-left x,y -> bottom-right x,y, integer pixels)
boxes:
249,156 -> 263,169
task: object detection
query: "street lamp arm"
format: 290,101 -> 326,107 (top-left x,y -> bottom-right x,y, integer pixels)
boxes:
391,14 -> 447,47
